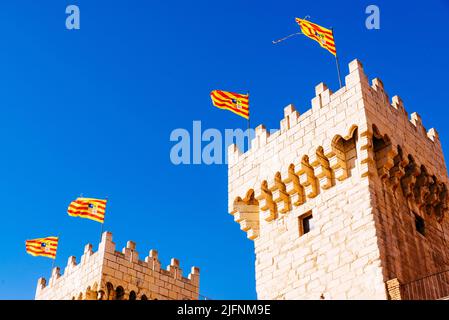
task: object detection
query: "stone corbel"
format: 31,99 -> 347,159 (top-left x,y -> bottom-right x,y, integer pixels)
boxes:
255,181 -> 277,222
400,156 -> 420,199
233,190 -> 260,239
269,172 -> 291,214
388,149 -> 407,192
324,145 -> 349,181
435,183 -> 448,222
413,166 -> 431,206
310,148 -> 333,190
283,164 -> 306,206
298,156 -> 319,198
424,176 -> 439,216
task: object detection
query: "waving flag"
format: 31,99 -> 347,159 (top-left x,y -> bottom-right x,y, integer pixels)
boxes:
25,236 -> 59,259
68,197 -> 107,223
211,90 -> 249,119
295,18 -> 336,56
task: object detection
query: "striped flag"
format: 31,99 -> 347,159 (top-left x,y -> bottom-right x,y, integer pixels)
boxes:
25,236 -> 59,259
295,18 -> 336,56
67,197 -> 107,223
210,90 -> 249,119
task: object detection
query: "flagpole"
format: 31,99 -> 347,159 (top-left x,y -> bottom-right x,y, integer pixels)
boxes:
100,221 -> 104,242
247,92 -> 251,151
100,196 -> 108,242
331,28 -> 343,88
51,233 -> 60,274
335,54 -> 343,89
272,32 -> 303,44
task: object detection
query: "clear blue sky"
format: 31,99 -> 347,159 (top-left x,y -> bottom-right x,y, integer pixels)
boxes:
0,0 -> 448,299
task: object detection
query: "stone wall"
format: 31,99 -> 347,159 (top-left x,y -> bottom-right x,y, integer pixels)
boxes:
100,232 -> 200,300
35,243 -> 103,300
227,59 -> 449,299
35,231 -> 200,300
361,62 -> 449,290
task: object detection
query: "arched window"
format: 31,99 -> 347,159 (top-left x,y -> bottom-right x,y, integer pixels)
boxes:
106,282 -> 114,300
141,295 -> 148,300
129,291 -> 136,300
115,286 -> 125,300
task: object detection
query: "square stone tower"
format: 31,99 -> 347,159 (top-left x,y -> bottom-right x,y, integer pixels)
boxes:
227,59 -> 449,300
35,232 -> 200,300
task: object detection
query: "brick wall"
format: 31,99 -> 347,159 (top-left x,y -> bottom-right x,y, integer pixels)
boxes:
364,66 -> 449,294
35,232 -> 200,300
227,59 -> 449,299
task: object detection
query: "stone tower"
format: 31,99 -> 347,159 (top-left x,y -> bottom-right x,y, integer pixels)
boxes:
35,232 -> 200,300
227,59 -> 449,300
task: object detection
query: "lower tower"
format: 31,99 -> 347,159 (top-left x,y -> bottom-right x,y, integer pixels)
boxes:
35,232 -> 200,300
227,59 -> 449,299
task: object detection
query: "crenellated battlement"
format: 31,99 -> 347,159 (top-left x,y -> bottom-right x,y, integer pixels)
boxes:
36,242 -> 103,299
229,60 -> 439,168
228,59 -> 448,241
35,231 -> 200,300
369,78 -> 438,142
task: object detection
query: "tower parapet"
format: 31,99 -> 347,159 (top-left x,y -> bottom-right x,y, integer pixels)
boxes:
35,232 -> 200,300
228,59 -> 449,299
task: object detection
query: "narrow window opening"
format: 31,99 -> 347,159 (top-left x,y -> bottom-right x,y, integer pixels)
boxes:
299,211 -> 314,236
414,213 -> 425,236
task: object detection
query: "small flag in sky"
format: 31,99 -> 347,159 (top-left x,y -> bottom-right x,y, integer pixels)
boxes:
210,90 -> 249,119
67,197 -> 107,223
295,18 -> 336,56
25,236 -> 59,259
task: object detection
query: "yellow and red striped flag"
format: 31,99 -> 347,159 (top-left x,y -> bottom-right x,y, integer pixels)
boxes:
210,90 -> 249,119
25,236 -> 59,259
67,197 -> 107,223
295,18 -> 336,56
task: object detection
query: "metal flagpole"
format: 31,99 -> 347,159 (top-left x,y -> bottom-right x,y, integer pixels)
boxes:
100,221 -> 104,242
272,15 -> 309,44
331,28 -> 343,88
51,233 -> 60,273
51,256 -> 56,272
247,92 -> 251,151
272,32 -> 303,44
100,196 -> 108,242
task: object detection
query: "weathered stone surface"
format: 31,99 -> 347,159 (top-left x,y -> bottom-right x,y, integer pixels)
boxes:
35,232 -> 200,300
228,59 -> 449,300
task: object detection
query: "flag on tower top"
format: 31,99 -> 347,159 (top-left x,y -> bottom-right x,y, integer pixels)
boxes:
295,18 -> 336,56
210,90 -> 249,119
67,197 -> 107,223
25,236 -> 59,259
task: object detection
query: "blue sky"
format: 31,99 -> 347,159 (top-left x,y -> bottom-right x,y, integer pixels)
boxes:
0,0 -> 448,299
